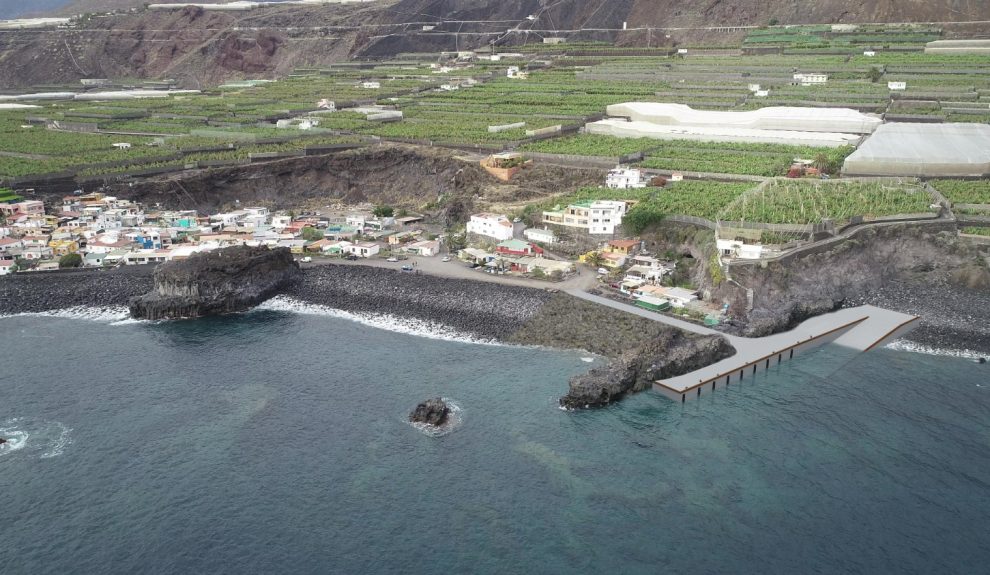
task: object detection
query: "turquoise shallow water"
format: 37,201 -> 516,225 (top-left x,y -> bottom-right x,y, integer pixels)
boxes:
1,309 -> 989,574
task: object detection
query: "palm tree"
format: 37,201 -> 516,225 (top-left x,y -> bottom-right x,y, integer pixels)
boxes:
585,251 -> 605,269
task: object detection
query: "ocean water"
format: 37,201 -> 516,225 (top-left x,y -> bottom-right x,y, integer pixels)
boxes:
2,305 -> 989,574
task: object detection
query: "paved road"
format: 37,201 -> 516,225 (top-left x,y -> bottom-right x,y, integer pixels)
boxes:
301,255 -> 599,291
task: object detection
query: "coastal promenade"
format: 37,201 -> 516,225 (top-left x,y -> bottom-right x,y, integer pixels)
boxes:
566,290 -> 919,402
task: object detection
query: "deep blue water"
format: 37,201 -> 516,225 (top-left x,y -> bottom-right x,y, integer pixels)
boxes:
2,308 -> 989,574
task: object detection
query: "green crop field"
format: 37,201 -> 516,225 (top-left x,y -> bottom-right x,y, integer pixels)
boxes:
720,180 -> 936,225
931,180 -> 990,205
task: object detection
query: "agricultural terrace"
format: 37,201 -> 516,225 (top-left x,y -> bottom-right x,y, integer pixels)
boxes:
519,134 -> 853,176
2,26 -> 990,183
719,179 -> 937,226
931,180 -> 990,206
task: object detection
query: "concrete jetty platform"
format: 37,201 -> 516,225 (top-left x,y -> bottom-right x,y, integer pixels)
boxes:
566,290 -> 919,403
655,305 -> 919,402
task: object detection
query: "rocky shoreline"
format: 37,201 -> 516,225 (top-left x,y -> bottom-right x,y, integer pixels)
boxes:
3,260 -> 987,359
0,262 -> 738,408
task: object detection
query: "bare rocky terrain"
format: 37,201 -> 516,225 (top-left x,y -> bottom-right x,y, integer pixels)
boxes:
91,144 -> 604,218
2,0 -> 989,89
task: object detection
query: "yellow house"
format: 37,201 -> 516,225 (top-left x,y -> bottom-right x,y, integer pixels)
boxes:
604,239 -> 639,256
49,239 -> 79,256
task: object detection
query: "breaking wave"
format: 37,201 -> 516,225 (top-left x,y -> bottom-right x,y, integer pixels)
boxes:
0,306 -> 131,323
0,418 -> 72,459
256,295 -> 502,346
885,339 -> 988,362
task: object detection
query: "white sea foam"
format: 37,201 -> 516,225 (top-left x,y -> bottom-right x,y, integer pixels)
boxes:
0,418 -> 72,459
580,357 -> 594,363
408,399 -> 463,437
0,305 -> 131,323
886,339 -> 987,361
256,295 -> 503,346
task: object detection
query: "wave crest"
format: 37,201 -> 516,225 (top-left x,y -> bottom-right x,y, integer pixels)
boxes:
886,339 -> 987,361
256,296 -> 501,346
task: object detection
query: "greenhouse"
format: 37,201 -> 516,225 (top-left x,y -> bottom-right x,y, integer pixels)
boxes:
842,123 -> 990,177
585,118 -> 863,148
604,103 -> 882,134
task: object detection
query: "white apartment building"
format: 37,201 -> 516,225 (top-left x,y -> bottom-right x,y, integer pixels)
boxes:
466,213 -> 514,241
543,200 -> 632,235
605,167 -> 647,189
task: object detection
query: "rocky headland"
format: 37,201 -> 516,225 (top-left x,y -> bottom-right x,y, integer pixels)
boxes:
129,245 -> 301,320
506,293 -> 736,408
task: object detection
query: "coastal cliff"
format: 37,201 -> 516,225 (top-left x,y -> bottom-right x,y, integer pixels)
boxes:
129,246 -> 301,320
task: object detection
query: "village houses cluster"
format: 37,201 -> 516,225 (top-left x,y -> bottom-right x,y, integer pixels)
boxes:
1,165 -> 710,319
0,189 -> 441,275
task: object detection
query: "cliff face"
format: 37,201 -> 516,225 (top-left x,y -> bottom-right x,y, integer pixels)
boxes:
3,0 -> 988,88
129,245 -> 301,320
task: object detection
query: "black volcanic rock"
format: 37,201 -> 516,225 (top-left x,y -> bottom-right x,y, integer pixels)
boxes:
409,398 -> 450,427
129,245 -> 301,320
560,332 -> 736,409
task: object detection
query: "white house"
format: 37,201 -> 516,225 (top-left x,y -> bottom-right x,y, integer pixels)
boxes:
588,201 -> 632,235
0,236 -> 22,253
606,167 -> 647,189
466,213 -> 514,241
0,260 -> 14,275
361,81 -> 381,89
717,238 -> 765,260
344,242 -> 380,258
405,239 -> 440,257
523,227 -> 557,243
793,73 -> 828,86
888,81 -> 907,91
506,66 -> 528,79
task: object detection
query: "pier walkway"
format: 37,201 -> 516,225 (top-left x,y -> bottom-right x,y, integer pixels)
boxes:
566,290 -> 919,402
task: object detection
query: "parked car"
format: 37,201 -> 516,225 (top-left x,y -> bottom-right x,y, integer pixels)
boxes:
597,267 -> 608,275
300,256 -> 312,263
386,256 -> 399,262
441,256 -> 451,262
345,254 -> 359,261
401,265 -> 414,273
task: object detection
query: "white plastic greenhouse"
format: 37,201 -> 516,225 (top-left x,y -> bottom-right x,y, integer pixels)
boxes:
585,118 -> 862,148
842,123 -> 990,177
604,103 -> 882,134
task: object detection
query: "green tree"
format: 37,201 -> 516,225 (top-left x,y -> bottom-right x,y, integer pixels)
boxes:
531,267 -> 546,279
301,226 -> 324,241
867,66 -> 884,83
585,251 -> 605,269
59,253 -> 82,268
373,205 -> 394,218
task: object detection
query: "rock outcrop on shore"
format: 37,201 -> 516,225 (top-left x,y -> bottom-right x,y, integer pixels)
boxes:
129,246 -> 301,320
561,333 -> 735,409
409,398 -> 451,427
506,293 -> 736,408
